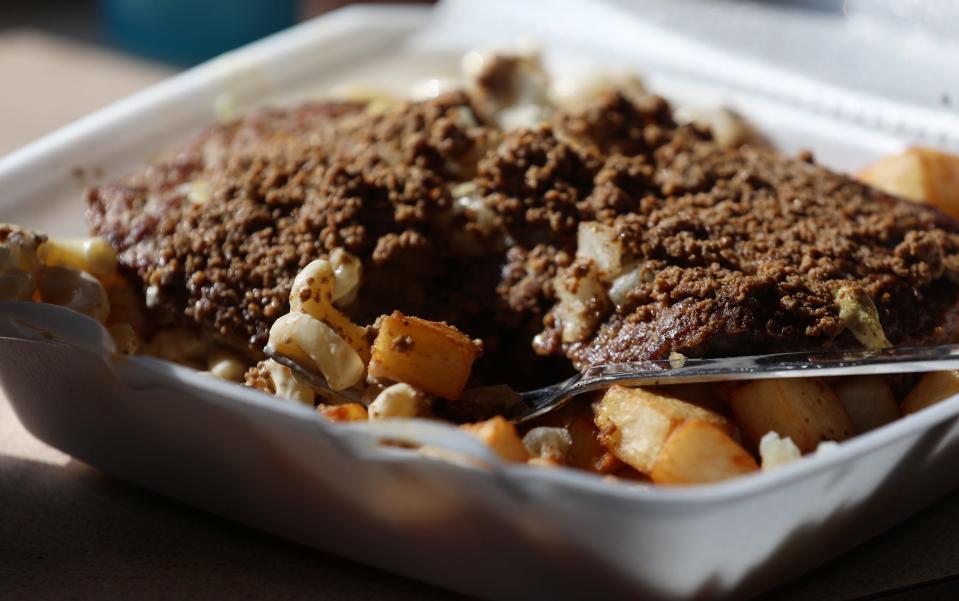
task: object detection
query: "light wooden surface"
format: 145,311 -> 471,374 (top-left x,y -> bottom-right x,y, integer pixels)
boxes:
2,29 -> 958,601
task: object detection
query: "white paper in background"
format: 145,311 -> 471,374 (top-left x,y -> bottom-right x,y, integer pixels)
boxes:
425,0 -> 959,151
603,0 -> 959,114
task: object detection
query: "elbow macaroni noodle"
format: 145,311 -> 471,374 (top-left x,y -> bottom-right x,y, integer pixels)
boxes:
207,350 -> 248,383
268,312 -> 364,390
368,383 -> 427,420
266,252 -> 368,394
289,258 -> 370,362
266,358 -> 316,405
329,248 -> 362,307
37,237 -> 118,279
1,227 -> 113,323
35,266 -> 111,323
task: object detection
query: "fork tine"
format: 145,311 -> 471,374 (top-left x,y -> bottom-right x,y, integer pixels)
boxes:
263,347 -> 362,405
510,375 -> 583,424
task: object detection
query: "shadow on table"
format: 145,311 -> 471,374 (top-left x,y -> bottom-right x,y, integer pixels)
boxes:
4,452 -> 959,601
756,480 -> 959,601
0,454 -> 471,601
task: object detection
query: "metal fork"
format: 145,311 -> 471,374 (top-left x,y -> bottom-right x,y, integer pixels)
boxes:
266,344 -> 959,424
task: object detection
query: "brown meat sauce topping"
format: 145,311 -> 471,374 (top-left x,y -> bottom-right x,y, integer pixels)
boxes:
86,89 -> 959,384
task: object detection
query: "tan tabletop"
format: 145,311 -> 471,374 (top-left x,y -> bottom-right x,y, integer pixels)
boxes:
2,30 -> 959,601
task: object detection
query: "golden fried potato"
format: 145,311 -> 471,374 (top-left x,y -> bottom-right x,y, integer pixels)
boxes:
831,375 -> 899,432
318,403 -> 369,422
857,147 -> 959,219
901,371 -> 959,415
461,416 -> 529,463
593,385 -> 733,474
730,378 -> 855,453
650,419 -> 758,485
369,311 -> 481,400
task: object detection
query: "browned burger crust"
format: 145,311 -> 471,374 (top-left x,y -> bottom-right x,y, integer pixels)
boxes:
86,89 -> 959,383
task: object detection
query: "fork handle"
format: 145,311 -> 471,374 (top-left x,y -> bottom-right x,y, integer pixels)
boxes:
512,344 -> 959,423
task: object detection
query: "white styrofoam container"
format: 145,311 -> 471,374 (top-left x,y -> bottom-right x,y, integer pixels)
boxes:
3,4 -> 959,600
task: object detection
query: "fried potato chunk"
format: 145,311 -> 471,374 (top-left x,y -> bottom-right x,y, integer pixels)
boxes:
461,416 -> 529,463
650,420 -> 758,485
369,311 -> 481,400
832,375 -> 899,432
858,147 -> 959,219
593,385 -> 733,474
901,371 -> 959,415
318,403 -> 369,422
730,378 -> 855,454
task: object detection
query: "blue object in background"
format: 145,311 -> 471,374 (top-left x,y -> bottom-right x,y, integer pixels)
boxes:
101,0 -> 299,66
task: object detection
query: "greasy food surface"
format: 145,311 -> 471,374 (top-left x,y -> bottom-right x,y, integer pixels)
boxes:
86,89 -> 959,384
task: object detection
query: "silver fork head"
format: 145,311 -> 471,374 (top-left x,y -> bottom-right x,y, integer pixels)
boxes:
508,374 -> 583,424
263,346 -> 363,405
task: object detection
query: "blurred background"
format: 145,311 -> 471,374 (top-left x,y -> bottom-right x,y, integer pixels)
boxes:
0,0 -> 432,155
0,0 -> 955,156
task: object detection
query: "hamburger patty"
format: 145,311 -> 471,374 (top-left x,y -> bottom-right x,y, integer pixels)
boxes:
86,89 -> 959,384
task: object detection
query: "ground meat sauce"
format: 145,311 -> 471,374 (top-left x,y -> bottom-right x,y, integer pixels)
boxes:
86,89 -> 959,386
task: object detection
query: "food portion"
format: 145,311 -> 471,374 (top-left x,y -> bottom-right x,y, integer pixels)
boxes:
6,50 -> 959,486
369,312 -> 481,401
859,147 -> 959,220
85,52 -> 959,383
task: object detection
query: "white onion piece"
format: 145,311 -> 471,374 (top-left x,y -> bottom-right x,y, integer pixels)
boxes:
408,77 -> 459,101
554,262 -> 609,343
759,431 -> 801,471
497,104 -> 550,130
608,263 -> 654,307
550,71 -> 646,109
523,427 -> 572,461
576,222 -> 623,279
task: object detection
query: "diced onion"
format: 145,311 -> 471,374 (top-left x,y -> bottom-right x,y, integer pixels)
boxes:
759,431 -> 801,471
576,222 -> 624,279
553,262 -> 609,343
608,263 -> 653,307
549,71 -> 646,110
408,77 -> 459,101
522,427 -> 572,461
